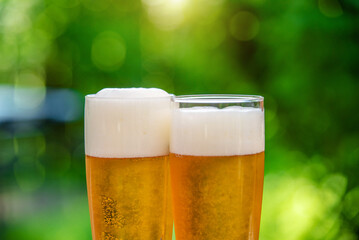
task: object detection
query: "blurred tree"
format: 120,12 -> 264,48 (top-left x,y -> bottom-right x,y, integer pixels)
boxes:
0,0 -> 358,239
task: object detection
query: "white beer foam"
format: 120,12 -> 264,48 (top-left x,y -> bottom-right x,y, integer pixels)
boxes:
85,88 -> 171,158
170,106 -> 264,156
96,88 -> 169,98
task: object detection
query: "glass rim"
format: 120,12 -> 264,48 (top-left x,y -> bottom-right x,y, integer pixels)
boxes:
173,94 -> 264,103
85,93 -> 174,100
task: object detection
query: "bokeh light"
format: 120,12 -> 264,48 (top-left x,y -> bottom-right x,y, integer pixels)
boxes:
91,31 -> 126,72
230,11 -> 260,41
14,71 -> 46,110
143,0 -> 187,31
81,0 -> 111,12
0,0 -> 358,239
318,0 -> 343,18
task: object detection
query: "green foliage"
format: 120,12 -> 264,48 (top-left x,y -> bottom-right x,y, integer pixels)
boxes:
0,0 -> 358,239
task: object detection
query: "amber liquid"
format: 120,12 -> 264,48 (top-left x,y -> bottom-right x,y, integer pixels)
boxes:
170,152 -> 264,240
86,155 -> 172,240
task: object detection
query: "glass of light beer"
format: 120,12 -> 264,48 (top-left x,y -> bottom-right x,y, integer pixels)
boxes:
170,95 -> 264,240
85,88 -> 173,240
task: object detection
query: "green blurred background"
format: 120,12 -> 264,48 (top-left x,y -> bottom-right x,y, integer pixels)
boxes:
0,0 -> 358,239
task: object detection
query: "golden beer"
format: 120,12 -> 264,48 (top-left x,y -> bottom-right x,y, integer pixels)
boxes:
170,95 -> 265,240
85,88 -> 172,240
86,155 -> 172,240
170,152 -> 264,240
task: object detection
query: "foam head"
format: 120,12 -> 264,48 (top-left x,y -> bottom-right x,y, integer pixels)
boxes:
85,88 -> 171,158
170,106 -> 264,156
96,88 -> 169,98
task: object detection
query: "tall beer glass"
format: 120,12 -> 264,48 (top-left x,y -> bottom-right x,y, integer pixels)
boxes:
85,88 -> 173,240
170,95 -> 264,240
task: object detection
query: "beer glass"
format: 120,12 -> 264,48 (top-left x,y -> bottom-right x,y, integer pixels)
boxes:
170,95 -> 264,240
85,88 -> 173,240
